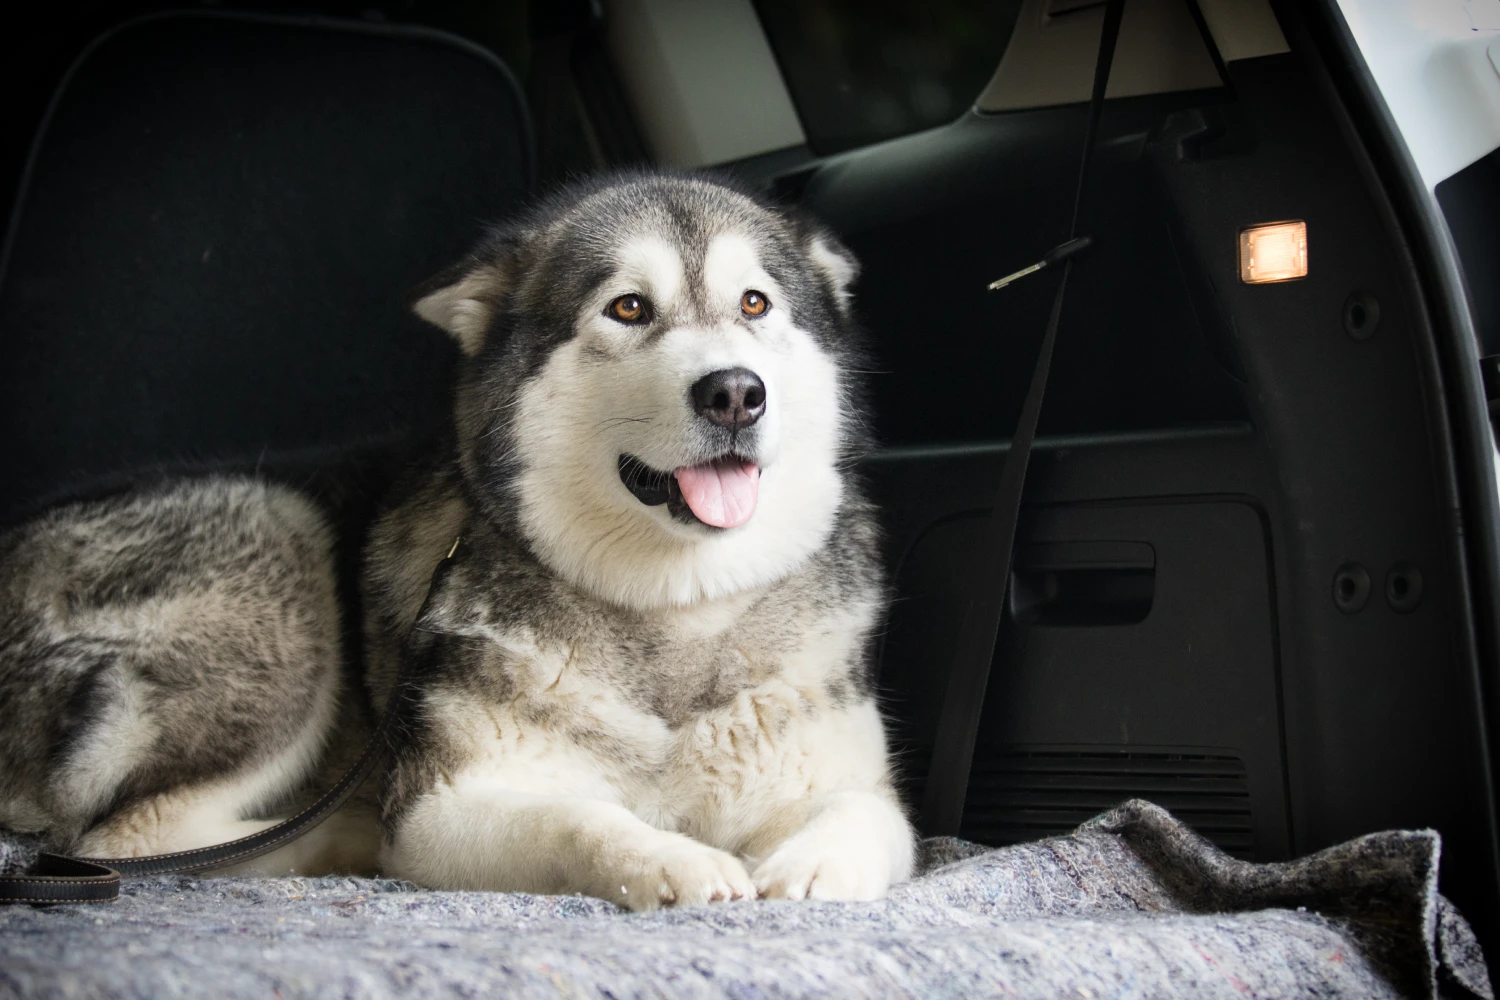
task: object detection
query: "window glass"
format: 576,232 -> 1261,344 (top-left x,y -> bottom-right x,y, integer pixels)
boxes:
752,0 -> 1024,155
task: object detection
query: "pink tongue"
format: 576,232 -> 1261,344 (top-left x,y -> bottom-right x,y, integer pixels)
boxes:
674,459 -> 760,528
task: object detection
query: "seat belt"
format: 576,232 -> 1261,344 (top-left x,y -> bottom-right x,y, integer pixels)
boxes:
920,0 -> 1126,837
0,538 -> 468,904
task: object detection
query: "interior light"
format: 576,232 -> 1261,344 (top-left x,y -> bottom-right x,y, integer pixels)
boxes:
1239,221 -> 1308,284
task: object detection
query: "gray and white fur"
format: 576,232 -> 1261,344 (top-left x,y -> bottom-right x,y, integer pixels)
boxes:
0,172 -> 915,906
364,172 -> 916,908
0,477 -> 351,862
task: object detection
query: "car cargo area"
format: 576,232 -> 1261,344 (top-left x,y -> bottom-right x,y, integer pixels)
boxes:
1,0 -> 1497,980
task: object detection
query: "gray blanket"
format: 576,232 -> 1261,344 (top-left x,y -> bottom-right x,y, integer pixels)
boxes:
0,800 -> 1490,999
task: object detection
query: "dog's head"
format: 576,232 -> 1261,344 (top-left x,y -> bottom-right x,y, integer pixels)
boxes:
414,173 -> 868,610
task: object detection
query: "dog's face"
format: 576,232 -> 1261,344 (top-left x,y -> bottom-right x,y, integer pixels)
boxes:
414,174 -> 867,610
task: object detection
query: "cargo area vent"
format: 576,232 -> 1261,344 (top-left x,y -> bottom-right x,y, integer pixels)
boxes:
960,748 -> 1254,858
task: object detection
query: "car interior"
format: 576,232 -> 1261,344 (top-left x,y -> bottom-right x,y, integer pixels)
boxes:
1,0 -> 1496,955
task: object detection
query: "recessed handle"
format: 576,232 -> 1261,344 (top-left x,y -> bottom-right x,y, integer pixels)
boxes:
1010,540 -> 1155,626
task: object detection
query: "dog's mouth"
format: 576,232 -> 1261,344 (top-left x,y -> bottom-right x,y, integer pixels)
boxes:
618,454 -> 761,529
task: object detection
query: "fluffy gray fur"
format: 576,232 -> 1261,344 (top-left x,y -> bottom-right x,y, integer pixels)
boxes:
0,476 -> 342,857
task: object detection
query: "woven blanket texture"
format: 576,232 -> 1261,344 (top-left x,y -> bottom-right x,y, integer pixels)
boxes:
0,800 -> 1490,999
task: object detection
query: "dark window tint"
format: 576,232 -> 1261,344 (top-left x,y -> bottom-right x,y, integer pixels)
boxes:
1436,147 -> 1500,356
753,0 -> 1023,155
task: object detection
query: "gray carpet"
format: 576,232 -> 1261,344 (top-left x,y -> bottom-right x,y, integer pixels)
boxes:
0,800 -> 1490,999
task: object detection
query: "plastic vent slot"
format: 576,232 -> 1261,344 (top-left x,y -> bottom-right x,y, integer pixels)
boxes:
961,748 -> 1255,857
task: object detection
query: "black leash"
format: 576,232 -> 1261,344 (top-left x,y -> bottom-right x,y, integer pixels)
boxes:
0,736 -> 387,903
919,0 -> 1126,837
0,538 -> 465,904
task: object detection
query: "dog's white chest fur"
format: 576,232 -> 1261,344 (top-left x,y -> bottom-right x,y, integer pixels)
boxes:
429,580 -> 880,839
552,600 -> 873,835
385,549 -> 913,907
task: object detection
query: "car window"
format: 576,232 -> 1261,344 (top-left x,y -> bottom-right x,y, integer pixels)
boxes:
752,0 -> 1024,155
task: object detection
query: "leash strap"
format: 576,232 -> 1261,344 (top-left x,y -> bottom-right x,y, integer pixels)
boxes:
919,0 -> 1126,836
0,538 -> 466,904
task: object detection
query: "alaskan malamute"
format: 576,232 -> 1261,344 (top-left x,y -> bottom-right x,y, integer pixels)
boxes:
364,172 -> 914,906
0,173 -> 915,908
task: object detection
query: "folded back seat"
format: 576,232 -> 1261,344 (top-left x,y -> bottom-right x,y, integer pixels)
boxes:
0,11 -> 534,544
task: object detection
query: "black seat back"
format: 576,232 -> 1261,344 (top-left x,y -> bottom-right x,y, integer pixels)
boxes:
0,11 -> 533,521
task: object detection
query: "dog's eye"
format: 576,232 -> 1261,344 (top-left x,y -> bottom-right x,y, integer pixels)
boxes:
741,290 -> 769,317
608,294 -> 650,324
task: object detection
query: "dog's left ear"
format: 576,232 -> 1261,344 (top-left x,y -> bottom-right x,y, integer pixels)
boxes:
804,226 -> 860,317
412,228 -> 523,356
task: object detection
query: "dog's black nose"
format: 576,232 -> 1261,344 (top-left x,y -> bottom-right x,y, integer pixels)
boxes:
691,368 -> 766,430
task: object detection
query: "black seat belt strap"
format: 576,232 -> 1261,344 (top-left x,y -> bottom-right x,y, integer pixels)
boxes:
920,0 -> 1126,837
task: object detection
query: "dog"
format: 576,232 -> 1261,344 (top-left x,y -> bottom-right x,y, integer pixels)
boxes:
361,172 -> 915,907
0,172 -> 915,907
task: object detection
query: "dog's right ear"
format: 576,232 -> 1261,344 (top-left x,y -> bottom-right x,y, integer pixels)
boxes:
412,230 -> 521,356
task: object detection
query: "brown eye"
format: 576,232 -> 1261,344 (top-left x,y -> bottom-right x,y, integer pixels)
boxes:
608,294 -> 649,324
741,290 -> 769,317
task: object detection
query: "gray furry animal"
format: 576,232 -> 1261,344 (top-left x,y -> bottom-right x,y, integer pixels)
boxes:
0,172 -> 915,908
362,172 -> 916,908
0,477 -> 359,863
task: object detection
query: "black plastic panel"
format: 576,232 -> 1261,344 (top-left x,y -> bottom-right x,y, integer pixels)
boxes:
799,92 -> 1250,447
821,43 -> 1500,943
1145,55 -> 1498,936
966,747 -> 1255,857
882,498 -> 1289,861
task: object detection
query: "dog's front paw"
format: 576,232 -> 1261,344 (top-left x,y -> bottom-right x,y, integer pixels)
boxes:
613,838 -> 755,911
752,832 -> 894,902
